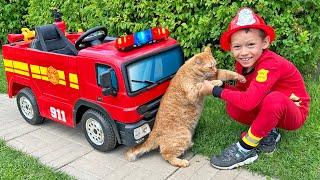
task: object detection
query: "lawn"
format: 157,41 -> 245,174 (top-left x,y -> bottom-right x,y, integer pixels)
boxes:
0,140 -> 73,179
193,77 -> 320,179
0,54 -> 7,93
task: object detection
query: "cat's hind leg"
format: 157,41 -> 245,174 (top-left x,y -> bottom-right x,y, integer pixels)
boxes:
159,131 -> 192,167
125,133 -> 158,161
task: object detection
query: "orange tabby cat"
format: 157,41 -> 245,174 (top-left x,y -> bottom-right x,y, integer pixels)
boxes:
125,46 -> 245,167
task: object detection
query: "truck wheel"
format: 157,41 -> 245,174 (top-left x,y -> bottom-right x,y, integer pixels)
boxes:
16,88 -> 44,125
82,109 -> 117,151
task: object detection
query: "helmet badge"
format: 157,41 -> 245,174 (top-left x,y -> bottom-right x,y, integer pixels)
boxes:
236,8 -> 256,26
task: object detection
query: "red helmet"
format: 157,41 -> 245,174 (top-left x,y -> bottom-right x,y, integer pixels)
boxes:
220,7 -> 276,51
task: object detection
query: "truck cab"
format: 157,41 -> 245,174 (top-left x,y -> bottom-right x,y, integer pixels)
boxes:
2,23 -> 184,151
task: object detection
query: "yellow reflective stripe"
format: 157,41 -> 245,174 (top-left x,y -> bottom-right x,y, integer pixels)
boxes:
70,83 -> 79,89
40,66 -> 47,75
3,60 -> 29,76
29,65 -> 66,86
14,69 -> 29,76
69,73 -> 78,84
3,59 -> 13,68
58,70 -> 65,80
41,76 -> 48,81
32,74 -> 42,79
242,136 -> 258,147
30,65 -> 41,74
13,61 -> 28,71
248,128 -> 262,141
59,80 -> 66,85
5,67 -> 14,72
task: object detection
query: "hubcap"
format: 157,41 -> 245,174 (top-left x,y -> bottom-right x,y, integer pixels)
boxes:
19,97 -> 34,119
86,118 -> 104,145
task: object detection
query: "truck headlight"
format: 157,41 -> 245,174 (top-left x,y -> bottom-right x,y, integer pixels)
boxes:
133,124 -> 151,140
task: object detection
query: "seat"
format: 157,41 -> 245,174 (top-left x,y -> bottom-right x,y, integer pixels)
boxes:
30,24 -> 78,56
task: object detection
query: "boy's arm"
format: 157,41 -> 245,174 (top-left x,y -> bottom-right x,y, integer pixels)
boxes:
213,65 -> 281,111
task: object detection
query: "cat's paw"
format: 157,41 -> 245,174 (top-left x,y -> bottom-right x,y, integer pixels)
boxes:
169,158 -> 190,167
179,159 -> 190,167
210,80 -> 223,86
125,149 -> 137,161
237,74 -> 246,83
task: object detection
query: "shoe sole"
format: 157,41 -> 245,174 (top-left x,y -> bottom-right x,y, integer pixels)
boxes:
210,154 -> 258,170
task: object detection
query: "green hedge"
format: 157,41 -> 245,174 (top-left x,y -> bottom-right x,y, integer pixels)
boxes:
0,0 -> 29,44
2,0 -> 320,73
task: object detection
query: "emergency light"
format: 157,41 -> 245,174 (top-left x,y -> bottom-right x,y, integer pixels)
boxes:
115,27 -> 169,51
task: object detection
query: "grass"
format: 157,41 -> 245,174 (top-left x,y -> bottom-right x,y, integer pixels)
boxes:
0,140 -> 73,179
0,54 -> 7,93
193,78 -> 320,180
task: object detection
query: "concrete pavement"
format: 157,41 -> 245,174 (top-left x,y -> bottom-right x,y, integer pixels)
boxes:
0,94 -> 268,180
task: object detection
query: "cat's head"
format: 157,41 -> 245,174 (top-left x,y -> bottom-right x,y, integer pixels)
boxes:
190,46 -> 217,80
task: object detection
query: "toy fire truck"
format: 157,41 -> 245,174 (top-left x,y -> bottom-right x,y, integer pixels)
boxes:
2,10 -> 184,151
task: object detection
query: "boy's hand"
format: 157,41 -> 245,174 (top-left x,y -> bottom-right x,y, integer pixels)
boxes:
200,80 -> 223,96
237,74 -> 246,83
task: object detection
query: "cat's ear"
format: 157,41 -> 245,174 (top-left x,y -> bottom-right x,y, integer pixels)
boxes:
203,44 -> 212,55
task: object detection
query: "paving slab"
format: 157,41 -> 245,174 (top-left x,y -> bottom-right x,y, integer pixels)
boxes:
0,94 -> 269,179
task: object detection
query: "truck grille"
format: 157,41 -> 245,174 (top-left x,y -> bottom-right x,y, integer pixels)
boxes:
137,96 -> 162,121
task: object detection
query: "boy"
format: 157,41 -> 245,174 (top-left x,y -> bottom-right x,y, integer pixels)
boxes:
199,7 -> 310,170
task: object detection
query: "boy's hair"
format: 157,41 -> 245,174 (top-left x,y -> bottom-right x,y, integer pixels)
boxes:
243,28 -> 266,39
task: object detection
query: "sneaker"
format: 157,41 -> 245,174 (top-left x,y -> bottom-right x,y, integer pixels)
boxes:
210,143 -> 258,170
257,128 -> 281,153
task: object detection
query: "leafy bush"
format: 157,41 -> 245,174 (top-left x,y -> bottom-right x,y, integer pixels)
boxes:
3,0 -> 320,73
0,0 -> 29,44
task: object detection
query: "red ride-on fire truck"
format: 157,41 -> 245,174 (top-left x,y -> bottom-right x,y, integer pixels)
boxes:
2,11 -> 184,151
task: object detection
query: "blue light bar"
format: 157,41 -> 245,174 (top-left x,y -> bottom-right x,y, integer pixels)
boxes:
133,29 -> 153,46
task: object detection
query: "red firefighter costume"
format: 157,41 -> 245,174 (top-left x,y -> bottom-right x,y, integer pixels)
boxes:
222,49 -> 310,138
216,7 -> 310,145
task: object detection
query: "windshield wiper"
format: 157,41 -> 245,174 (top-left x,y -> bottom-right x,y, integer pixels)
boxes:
132,79 -> 158,89
131,79 -> 156,84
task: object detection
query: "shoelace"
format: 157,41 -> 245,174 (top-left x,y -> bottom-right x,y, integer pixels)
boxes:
223,144 -> 242,159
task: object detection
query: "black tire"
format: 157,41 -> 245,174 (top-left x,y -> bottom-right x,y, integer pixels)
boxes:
16,88 -> 44,125
81,109 -> 117,151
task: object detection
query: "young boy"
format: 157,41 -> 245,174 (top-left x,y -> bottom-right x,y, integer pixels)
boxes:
200,7 -> 310,170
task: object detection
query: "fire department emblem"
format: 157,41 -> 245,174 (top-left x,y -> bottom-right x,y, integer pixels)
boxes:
256,69 -> 269,82
236,8 -> 256,26
47,66 -> 59,85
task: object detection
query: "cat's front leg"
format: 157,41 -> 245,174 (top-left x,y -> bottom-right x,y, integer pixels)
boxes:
184,83 -> 203,104
216,69 -> 246,83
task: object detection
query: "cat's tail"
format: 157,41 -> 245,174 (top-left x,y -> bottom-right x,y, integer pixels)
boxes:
125,132 -> 159,161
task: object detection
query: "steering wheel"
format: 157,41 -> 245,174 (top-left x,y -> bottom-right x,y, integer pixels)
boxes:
75,26 -> 108,50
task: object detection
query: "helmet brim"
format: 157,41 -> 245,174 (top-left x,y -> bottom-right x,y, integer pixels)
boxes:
220,25 -> 276,51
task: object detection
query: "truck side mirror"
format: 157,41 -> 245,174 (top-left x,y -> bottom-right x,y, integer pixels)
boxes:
100,71 -> 117,96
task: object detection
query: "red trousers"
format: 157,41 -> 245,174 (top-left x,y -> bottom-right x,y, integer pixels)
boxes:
226,91 -> 307,138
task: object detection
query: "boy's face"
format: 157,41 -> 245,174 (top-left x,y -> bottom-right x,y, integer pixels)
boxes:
230,28 -> 270,68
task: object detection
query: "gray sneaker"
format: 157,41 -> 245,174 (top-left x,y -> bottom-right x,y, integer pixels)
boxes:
257,128 -> 281,153
210,143 -> 258,170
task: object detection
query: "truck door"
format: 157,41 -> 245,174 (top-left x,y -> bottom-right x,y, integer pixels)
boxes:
28,50 -> 79,127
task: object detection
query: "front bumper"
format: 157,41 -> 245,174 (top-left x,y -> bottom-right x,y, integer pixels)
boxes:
116,118 -> 155,147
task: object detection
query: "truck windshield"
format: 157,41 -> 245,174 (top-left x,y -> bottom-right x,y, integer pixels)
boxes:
126,46 -> 184,93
